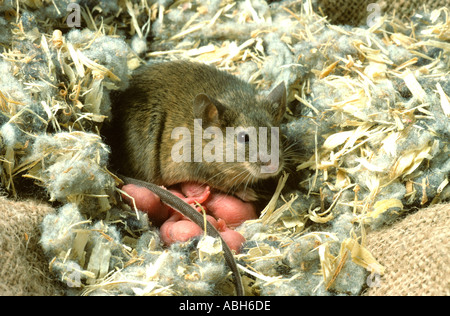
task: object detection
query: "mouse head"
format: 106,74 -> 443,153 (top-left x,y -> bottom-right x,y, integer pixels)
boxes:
193,82 -> 286,126
192,82 -> 286,185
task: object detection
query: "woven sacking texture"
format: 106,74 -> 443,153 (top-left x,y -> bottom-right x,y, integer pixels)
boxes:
315,0 -> 371,26
0,199 -> 449,296
379,0 -> 450,19
364,204 -> 450,296
0,196 -> 64,296
316,0 -> 449,26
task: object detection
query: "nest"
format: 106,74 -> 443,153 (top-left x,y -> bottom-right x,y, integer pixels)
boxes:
0,0 -> 449,296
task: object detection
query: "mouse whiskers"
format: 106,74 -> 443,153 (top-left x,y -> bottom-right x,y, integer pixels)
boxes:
203,163 -> 238,188
224,167 -> 256,199
281,139 -> 306,171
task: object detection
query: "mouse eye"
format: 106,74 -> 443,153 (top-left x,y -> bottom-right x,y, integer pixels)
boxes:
237,131 -> 250,144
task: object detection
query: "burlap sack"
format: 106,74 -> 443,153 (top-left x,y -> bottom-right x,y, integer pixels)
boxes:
1,194 -> 448,296
364,203 -> 450,296
317,0 -> 449,26
0,196 -> 64,296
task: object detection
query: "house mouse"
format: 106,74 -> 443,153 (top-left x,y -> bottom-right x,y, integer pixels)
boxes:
104,60 -> 287,296
106,60 -> 286,202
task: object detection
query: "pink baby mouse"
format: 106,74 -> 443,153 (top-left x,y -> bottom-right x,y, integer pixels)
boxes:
121,182 -> 257,253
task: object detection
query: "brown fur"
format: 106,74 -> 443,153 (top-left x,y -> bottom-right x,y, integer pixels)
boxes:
105,61 -> 286,201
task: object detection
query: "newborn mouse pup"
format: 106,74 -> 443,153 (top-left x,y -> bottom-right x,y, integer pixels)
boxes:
118,174 -> 244,296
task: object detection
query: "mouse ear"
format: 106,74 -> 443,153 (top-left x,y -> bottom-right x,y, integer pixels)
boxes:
267,82 -> 286,125
193,93 -> 225,125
